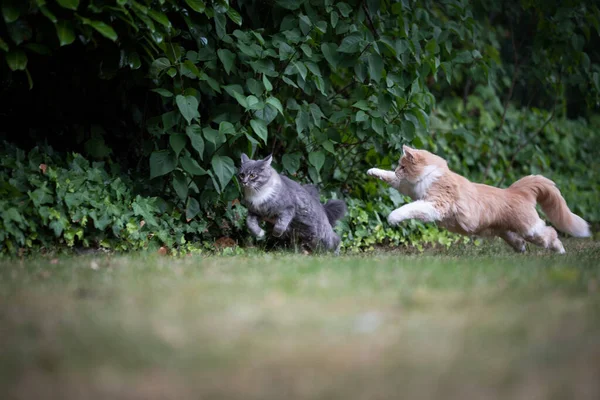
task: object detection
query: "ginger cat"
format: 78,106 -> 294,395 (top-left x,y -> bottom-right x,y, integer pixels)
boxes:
367,145 -> 590,253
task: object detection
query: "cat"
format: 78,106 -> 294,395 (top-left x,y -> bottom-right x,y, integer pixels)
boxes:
238,153 -> 347,253
367,145 -> 591,253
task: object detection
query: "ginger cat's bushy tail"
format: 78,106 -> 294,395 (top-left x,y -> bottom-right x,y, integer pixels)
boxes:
509,175 -> 590,237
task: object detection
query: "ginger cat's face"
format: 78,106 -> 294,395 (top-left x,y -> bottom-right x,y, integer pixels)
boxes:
395,145 -> 446,183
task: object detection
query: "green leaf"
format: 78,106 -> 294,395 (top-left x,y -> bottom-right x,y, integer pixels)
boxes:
226,7 -> 242,25
247,78 -> 263,96
169,133 -> 187,156
453,50 -> 473,64
330,11 -> 339,28
308,151 -> 325,173
294,61 -> 308,81
150,57 -> 171,76
214,13 -> 227,38
338,33 -> 362,53
217,48 -> 236,74
83,20 -> 118,41
176,95 -> 200,125
282,152 -> 301,174
151,88 -> 173,97
186,197 -> 200,220
356,110 -> 369,122
211,155 -> 236,192
185,0 -> 206,13
219,121 -> 236,135
2,2 -> 19,23
352,100 -> 370,111
7,20 -> 32,45
250,119 -> 268,143
368,53 -> 384,82
172,171 -> 188,201
266,97 -> 284,116
181,154 -> 207,175
336,2 -> 352,17
39,6 -> 57,23
150,151 -> 176,179
0,37 -> 8,52
263,75 -> 273,92
6,49 -> 27,71
56,0 -> 79,11
321,43 -> 339,68
148,10 -> 171,29
56,20 -> 76,46
186,124 -> 205,159
408,108 -> 429,130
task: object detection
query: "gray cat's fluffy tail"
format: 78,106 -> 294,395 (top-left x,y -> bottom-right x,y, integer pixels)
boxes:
324,200 -> 347,226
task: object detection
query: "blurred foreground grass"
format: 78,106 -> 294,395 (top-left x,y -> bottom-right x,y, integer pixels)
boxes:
1,238 -> 600,400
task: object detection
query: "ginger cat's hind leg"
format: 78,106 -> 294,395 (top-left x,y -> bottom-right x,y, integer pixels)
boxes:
499,231 -> 527,253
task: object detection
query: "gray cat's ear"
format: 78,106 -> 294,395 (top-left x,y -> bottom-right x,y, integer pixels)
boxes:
241,153 -> 250,164
263,154 -> 273,166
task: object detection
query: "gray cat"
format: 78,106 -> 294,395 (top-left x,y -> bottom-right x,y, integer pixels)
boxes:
238,153 -> 346,253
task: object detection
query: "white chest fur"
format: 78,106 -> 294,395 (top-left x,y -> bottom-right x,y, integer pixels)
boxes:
245,175 -> 280,208
413,165 -> 443,199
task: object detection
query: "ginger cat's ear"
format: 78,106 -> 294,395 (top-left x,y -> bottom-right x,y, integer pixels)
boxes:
402,145 -> 416,160
241,153 -> 250,164
263,154 -> 273,166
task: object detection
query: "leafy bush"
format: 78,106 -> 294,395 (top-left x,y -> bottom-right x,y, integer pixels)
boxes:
1,0 -> 599,254
0,143 -> 247,254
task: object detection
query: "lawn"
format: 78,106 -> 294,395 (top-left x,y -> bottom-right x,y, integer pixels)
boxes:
1,238 -> 600,400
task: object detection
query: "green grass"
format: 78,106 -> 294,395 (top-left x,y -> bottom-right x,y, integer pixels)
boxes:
2,238 -> 600,400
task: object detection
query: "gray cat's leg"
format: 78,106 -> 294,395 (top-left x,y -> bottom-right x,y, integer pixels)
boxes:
246,213 -> 265,239
273,207 -> 295,237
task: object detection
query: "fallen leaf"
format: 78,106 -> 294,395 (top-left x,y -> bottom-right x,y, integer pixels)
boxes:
215,237 -> 236,249
39,164 -> 47,174
50,258 -> 58,264
158,246 -> 168,256
140,220 -> 146,228
90,260 -> 99,270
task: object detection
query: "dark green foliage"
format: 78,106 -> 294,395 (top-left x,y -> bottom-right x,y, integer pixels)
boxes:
0,143 -> 246,254
1,0 -> 599,254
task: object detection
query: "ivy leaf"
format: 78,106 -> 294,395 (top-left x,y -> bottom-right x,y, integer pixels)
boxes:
294,62 -> 308,81
2,2 -> 20,23
169,133 -> 187,156
338,34 -> 362,53
214,13 -> 227,38
82,19 -> 118,41
263,75 -> 273,92
5,49 -> 27,71
185,0 -> 206,13
172,171 -> 189,201
226,7 -> 242,26
180,154 -> 207,175
453,50 -> 473,64
368,53 -> 384,82
151,88 -> 173,97
56,0 -> 79,10
336,2 -> 352,17
321,43 -> 339,68
186,197 -> 201,220
56,20 -> 76,46
186,124 -> 205,159
211,155 -> 236,192
308,151 -> 325,173
175,95 -> 200,125
250,119 -> 268,143
217,49 -> 236,74
266,97 -> 284,116
282,152 -> 302,174
219,121 -> 236,135
150,151 -> 176,179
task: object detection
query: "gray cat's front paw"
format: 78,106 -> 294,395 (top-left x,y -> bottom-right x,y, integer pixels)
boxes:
272,227 -> 285,237
256,229 -> 266,239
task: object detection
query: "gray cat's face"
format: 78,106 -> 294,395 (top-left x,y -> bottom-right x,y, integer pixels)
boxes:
238,154 -> 274,190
